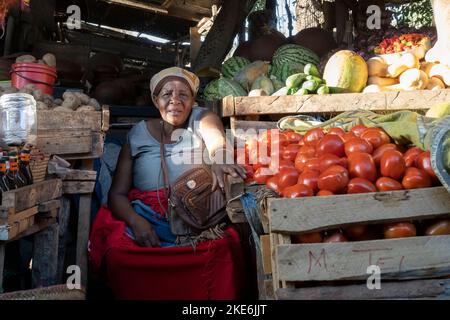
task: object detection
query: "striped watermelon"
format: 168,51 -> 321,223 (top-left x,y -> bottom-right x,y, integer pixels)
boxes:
269,63 -> 303,83
221,56 -> 251,79
203,77 -> 247,101
272,44 -> 320,71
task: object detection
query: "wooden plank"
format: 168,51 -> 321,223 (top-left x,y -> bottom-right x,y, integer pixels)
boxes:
269,187 -> 450,234
38,200 -> 61,213
37,130 -> 93,155
276,278 -> 450,300
277,235 -> 450,282
226,201 -> 247,224
261,234 -> 272,275
263,279 -> 275,300
6,218 -> 56,242
190,27 -> 201,64
37,110 -> 102,131
32,224 -> 59,288
76,159 -> 93,290
222,96 -> 235,117
229,89 -> 450,116
7,206 -> 39,224
57,197 -> 71,283
63,170 -> 97,181
270,232 -> 281,294
0,243 -> 5,293
62,132 -> 105,160
233,120 -> 278,132
3,216 -> 36,241
63,181 -> 96,194
101,106 -> 110,133
0,179 -> 63,214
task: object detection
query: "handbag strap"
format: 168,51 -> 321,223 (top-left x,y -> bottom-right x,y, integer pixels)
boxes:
160,121 -> 171,200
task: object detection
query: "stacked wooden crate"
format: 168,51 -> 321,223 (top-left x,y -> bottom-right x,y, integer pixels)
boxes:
221,88 -> 450,300
0,179 -> 62,292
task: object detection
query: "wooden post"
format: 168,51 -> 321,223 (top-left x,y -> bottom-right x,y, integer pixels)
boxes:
0,243 -> 5,293
190,27 -> 201,65
57,197 -> 71,283
76,159 -> 94,290
32,224 -> 59,287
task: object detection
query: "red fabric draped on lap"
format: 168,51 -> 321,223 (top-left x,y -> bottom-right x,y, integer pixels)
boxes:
89,189 -> 247,300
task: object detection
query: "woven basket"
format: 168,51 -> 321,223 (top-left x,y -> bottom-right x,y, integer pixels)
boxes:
0,284 -> 86,300
29,155 -> 50,183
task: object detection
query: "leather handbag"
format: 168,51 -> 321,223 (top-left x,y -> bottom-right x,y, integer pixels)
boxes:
160,130 -> 227,234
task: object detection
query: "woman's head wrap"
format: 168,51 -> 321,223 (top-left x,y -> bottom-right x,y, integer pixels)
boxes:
150,67 -> 200,103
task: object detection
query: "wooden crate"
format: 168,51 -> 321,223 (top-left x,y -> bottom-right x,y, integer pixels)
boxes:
36,106 -> 110,160
0,179 -> 62,241
266,187 -> 450,300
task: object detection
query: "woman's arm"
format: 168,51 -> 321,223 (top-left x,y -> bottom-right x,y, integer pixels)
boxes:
108,143 -> 160,247
198,111 -> 247,190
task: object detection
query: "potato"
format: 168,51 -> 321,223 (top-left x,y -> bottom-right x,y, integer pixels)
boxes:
2,87 -> 18,94
36,101 -> 49,110
62,94 -> 81,110
76,105 -> 96,112
54,98 -> 63,106
32,89 -> 44,102
42,53 -> 56,68
53,106 -> 73,112
24,83 -> 36,91
73,92 -> 90,105
16,55 -> 37,63
88,98 -> 101,110
37,59 -> 46,65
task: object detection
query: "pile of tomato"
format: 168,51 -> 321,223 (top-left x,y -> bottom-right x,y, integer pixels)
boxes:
236,125 -> 449,243
374,33 -> 427,54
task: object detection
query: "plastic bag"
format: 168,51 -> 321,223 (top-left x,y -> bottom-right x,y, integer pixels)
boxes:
0,93 -> 37,147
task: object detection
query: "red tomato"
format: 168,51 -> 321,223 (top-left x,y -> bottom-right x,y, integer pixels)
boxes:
269,158 -> 295,174
283,183 -> 314,198
292,232 -> 323,244
380,149 -> 406,181
259,129 -> 279,145
282,144 -> 301,162
348,153 -> 377,182
415,151 -> 438,181
298,145 -> 316,157
297,170 -> 320,193
344,225 -> 368,240
277,168 -> 299,190
317,165 -> 349,193
266,176 -> 281,194
328,127 -> 345,137
372,143 -> 399,166
323,232 -> 348,243
318,154 -> 343,172
253,167 -> 273,184
344,137 -> 373,156
294,152 -> 315,172
251,154 -> 271,171
284,130 -> 303,143
425,219 -> 450,236
303,128 -> 325,146
360,128 -> 391,149
383,222 -> 416,239
316,190 -> 334,196
271,132 -> 289,147
403,147 -> 423,167
376,177 -> 403,191
316,134 -> 345,157
350,124 -> 367,137
402,167 -> 432,189
304,158 -> 320,172
341,131 -> 357,143
347,178 -> 377,194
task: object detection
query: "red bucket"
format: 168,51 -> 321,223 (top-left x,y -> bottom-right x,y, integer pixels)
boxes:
10,62 -> 57,95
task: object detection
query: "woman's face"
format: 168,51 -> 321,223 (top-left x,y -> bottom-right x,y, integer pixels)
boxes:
155,79 -> 194,127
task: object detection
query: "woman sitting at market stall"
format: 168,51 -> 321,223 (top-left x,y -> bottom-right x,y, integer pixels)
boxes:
88,67 -> 250,300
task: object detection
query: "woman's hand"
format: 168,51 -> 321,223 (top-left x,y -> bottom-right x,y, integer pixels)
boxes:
211,163 -> 247,192
130,215 -> 161,247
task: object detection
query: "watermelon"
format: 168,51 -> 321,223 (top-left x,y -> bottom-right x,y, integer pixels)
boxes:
272,44 -> 320,71
203,78 -> 247,101
269,63 -> 303,83
221,56 -> 251,79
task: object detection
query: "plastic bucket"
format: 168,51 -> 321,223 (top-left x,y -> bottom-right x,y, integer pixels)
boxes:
10,62 -> 57,95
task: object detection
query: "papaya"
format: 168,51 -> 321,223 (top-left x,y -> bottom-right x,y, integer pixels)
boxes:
323,50 -> 368,93
233,60 -> 270,91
